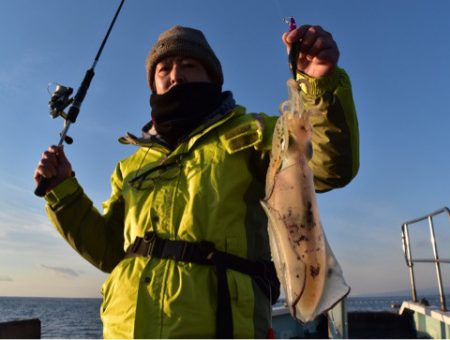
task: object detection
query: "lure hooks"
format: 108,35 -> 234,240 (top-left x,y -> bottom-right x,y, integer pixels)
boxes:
284,16 -> 299,80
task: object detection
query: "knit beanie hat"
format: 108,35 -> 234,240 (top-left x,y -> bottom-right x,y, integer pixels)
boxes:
146,26 -> 223,92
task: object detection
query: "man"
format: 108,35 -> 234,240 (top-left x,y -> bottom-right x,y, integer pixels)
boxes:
34,25 -> 359,338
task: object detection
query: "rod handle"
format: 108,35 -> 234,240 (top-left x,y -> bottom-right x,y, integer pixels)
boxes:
34,177 -> 51,197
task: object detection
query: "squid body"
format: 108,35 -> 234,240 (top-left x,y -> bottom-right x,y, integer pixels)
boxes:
261,79 -> 350,323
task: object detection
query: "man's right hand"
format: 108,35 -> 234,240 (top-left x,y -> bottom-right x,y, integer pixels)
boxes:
34,145 -> 73,194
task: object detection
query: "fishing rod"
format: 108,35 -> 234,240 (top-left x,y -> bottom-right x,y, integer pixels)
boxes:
35,0 -> 125,197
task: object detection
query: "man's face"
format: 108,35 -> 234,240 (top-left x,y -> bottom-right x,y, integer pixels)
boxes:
154,57 -> 211,94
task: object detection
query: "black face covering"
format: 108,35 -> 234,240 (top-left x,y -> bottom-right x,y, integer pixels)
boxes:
150,82 -> 223,146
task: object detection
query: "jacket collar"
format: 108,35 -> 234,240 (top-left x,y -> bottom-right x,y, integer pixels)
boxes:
119,91 -> 240,152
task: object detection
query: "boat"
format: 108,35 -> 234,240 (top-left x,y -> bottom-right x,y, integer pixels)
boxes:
0,319 -> 40,339
271,206 -> 450,338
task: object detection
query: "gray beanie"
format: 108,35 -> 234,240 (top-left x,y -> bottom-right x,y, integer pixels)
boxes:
146,26 -> 223,91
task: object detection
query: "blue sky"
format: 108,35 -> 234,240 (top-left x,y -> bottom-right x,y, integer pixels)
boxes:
0,0 -> 449,298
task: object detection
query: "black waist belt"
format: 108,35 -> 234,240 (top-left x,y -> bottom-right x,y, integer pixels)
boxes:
125,232 -> 280,339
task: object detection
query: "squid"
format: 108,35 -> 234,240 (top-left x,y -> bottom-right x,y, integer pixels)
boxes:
261,79 -> 350,323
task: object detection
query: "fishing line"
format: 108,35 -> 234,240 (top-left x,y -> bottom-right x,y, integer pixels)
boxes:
272,0 -> 294,27
272,0 -> 285,21
272,0 -> 299,79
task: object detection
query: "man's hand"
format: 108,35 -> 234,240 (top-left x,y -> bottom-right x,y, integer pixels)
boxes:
282,25 -> 339,78
34,145 -> 73,194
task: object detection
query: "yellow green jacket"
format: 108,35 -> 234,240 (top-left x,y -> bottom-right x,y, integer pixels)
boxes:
45,68 -> 359,338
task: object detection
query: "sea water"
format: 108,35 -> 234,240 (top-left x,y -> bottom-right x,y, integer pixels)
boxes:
0,295 -> 447,338
0,297 -> 102,338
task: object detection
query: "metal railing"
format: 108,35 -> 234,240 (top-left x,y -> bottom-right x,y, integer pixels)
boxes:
401,207 -> 450,311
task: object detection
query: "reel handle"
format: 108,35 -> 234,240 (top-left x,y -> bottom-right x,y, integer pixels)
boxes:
34,177 -> 51,197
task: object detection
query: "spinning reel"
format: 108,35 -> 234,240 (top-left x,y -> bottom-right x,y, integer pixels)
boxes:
48,83 -> 74,144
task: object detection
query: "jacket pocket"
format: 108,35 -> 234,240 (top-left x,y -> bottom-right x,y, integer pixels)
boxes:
100,258 -> 144,338
228,270 -> 253,313
228,270 -> 255,337
218,116 -> 264,154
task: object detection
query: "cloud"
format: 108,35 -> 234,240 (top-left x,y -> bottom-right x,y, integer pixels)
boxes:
0,181 -> 53,233
0,211 -> 60,254
41,265 -> 80,278
0,208 -> 54,234
0,48 -> 50,100
0,275 -> 13,282
0,177 -> 60,252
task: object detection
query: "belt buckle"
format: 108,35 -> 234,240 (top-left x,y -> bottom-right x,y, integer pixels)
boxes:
179,242 -> 187,260
143,232 -> 157,258
199,241 -> 215,262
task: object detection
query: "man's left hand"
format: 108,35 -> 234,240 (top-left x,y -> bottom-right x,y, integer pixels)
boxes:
282,25 -> 339,78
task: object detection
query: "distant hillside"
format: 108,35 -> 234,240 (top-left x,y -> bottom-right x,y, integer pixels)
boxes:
351,287 -> 450,298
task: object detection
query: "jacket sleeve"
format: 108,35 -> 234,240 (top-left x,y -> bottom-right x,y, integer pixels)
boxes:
256,67 -> 359,192
44,164 -> 125,273
298,67 -> 359,192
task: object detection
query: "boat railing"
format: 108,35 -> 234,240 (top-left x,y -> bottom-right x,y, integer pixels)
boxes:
401,207 -> 450,312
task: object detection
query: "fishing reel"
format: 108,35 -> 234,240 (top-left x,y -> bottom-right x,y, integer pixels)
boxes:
48,83 -> 74,144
